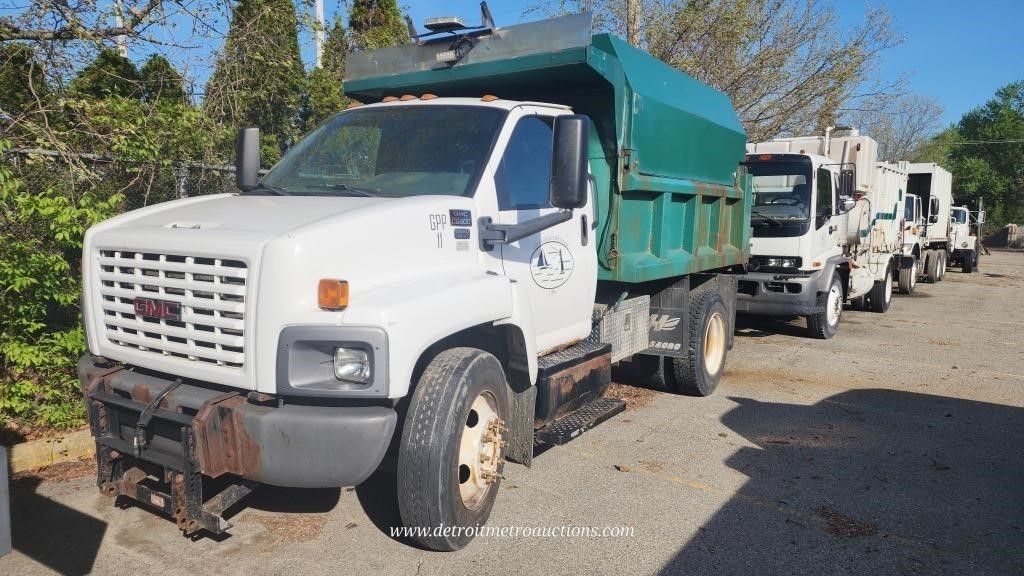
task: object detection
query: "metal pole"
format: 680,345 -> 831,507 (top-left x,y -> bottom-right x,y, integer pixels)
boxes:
315,0 -> 325,68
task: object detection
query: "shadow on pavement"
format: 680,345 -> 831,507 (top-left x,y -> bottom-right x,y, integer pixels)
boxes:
734,315 -> 808,338
10,473 -> 107,576
659,389 -> 1024,575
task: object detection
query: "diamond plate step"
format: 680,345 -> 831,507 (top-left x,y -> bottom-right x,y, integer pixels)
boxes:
534,397 -> 626,446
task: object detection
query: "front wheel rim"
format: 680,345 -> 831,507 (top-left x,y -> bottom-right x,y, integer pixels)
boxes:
826,284 -> 842,327
458,392 -> 504,510
910,261 -> 918,288
884,272 -> 893,303
704,311 -> 726,376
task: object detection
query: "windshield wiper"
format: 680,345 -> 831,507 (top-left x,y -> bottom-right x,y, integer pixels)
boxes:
242,182 -> 290,196
311,183 -> 381,197
751,211 -> 783,226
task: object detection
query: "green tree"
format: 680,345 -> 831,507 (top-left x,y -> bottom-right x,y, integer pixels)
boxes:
949,81 -> 1024,226
69,48 -> 142,100
203,0 -> 306,162
305,18 -> 349,129
140,54 -> 187,104
349,0 -> 410,51
0,43 -> 47,118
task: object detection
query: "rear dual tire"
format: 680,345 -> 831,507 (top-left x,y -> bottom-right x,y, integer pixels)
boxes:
666,289 -> 728,397
867,264 -> 893,313
899,259 -> 918,294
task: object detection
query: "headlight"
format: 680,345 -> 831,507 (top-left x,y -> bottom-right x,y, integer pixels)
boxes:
766,257 -> 800,268
334,347 -> 370,383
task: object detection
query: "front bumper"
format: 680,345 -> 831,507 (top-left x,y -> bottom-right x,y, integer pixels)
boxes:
80,355 -> 396,488
735,270 -> 824,316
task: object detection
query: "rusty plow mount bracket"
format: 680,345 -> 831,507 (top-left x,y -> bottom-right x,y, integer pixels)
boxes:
84,368 -> 259,536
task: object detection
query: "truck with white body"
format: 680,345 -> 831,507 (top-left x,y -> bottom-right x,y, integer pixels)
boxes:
948,204 -> 984,272
736,127 -> 905,339
77,12 -> 751,550
899,163 -> 954,290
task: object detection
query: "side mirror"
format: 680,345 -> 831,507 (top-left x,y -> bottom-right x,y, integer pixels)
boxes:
928,214 -> 939,224
236,127 -> 261,192
838,168 -> 855,199
549,115 -> 589,210
977,210 -> 986,223
837,196 -> 856,214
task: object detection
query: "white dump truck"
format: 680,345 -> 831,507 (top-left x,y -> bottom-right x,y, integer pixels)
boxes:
77,12 -> 752,550
737,127 -> 905,339
899,163 -> 954,290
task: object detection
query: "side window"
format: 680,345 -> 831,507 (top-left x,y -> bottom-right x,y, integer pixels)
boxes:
815,167 -> 833,225
496,116 -> 554,211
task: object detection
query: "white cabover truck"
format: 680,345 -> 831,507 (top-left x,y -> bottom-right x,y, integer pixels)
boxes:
737,127 -> 906,339
948,205 -> 984,273
78,12 -> 751,550
899,163 -> 954,291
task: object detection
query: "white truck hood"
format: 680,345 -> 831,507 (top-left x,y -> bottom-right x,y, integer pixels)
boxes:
82,192 -> 486,393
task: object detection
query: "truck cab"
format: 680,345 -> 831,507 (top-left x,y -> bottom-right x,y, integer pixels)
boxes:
900,193 -> 924,293
737,128 -> 903,339
949,205 -> 982,272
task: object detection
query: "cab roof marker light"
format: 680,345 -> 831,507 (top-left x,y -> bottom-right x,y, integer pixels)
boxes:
481,95 -> 499,102
346,102 -> 363,109
420,93 -> 438,100
382,96 -> 398,102
399,94 -> 416,101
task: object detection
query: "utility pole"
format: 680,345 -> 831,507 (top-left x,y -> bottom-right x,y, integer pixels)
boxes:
626,0 -> 641,48
315,0 -> 325,68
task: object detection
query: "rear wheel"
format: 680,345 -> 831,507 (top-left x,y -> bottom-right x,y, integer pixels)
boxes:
924,250 -> 939,283
666,289 -> 728,396
397,348 -> 509,551
899,259 -> 918,294
806,274 -> 843,339
867,264 -> 893,313
936,251 -> 947,281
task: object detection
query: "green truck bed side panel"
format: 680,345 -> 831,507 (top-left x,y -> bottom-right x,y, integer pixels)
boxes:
344,20 -> 751,282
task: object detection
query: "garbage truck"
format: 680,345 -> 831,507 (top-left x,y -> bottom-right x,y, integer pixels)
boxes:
899,162 -> 954,291
77,10 -> 750,550
949,204 -> 984,273
737,127 -> 904,339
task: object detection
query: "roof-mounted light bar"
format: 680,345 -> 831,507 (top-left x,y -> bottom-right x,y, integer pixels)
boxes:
406,1 -> 497,45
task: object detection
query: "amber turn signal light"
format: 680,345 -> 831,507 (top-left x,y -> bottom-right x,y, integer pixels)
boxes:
318,279 -> 349,310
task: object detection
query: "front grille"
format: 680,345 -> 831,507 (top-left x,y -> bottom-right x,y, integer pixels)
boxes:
96,250 -> 248,369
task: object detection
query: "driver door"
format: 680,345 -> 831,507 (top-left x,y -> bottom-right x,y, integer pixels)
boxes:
811,166 -> 839,258
493,108 -> 596,353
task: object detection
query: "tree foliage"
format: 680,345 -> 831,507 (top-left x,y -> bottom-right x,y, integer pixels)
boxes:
140,54 -> 187,104
305,17 -> 349,129
948,82 -> 1023,226
349,0 -> 410,51
0,43 -> 48,118
849,94 -> 945,161
69,48 -> 143,100
534,0 -> 900,141
203,0 -> 306,162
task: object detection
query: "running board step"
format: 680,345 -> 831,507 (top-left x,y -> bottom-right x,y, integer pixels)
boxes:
534,397 -> 626,446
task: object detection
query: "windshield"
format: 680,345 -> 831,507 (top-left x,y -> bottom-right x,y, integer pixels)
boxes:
952,209 -> 967,224
262,105 -> 506,197
746,161 -> 813,224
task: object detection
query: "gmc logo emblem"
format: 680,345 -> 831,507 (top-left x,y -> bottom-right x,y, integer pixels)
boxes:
133,297 -> 182,321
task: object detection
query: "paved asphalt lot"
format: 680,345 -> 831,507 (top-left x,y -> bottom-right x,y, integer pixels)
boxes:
4,251 -> 1023,576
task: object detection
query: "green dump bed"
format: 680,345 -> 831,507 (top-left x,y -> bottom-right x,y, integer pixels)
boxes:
345,13 -> 750,283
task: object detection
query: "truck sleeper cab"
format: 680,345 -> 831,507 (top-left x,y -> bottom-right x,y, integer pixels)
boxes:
79,12 -> 751,551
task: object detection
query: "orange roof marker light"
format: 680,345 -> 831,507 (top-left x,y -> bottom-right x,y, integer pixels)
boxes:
481,94 -> 499,102
400,94 -> 416,101
346,102 -> 363,109
420,93 -> 438,100
382,96 -> 398,102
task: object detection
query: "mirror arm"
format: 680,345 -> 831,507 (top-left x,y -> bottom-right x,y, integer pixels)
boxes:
478,210 -> 573,251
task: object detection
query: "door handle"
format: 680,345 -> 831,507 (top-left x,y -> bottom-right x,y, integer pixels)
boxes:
828,225 -> 837,234
581,215 -> 589,246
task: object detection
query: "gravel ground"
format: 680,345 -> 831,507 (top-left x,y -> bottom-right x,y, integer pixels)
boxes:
3,250 -> 1022,576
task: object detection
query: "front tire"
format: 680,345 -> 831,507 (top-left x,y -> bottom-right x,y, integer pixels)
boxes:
936,251 -> 947,281
397,348 -> 509,551
666,289 -> 728,396
924,250 -> 939,283
867,264 -> 893,313
961,251 -> 974,274
899,259 -> 918,294
806,274 -> 844,339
